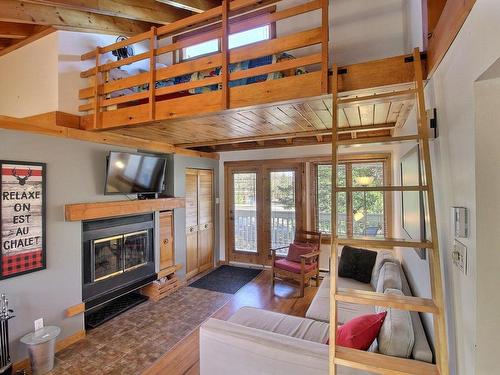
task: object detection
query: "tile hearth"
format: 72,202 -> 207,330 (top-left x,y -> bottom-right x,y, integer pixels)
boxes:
49,287 -> 231,375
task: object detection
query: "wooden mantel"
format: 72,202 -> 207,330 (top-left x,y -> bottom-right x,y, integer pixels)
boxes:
65,197 -> 185,221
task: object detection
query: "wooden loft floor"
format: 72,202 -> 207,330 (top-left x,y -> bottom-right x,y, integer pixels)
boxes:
109,82 -> 415,152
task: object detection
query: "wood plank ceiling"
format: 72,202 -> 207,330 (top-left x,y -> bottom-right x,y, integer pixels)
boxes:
0,0 -> 219,56
109,88 -> 415,152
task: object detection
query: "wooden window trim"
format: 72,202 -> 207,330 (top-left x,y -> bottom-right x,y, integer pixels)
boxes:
173,6 -> 277,63
310,153 -> 393,243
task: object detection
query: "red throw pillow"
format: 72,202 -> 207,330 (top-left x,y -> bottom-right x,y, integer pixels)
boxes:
293,240 -> 318,250
286,243 -> 313,262
335,312 -> 387,350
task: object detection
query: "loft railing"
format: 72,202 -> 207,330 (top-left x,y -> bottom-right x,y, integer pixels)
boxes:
79,0 -> 329,130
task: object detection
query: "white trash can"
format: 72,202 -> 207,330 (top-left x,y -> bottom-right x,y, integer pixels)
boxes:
20,326 -> 60,375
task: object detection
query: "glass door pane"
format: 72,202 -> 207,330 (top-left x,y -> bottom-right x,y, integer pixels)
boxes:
93,235 -> 123,281
233,172 -> 258,252
270,171 -> 296,255
124,230 -> 148,270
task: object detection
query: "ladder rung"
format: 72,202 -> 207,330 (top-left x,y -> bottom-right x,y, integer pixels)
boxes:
335,346 -> 439,375
336,237 -> 433,249
337,89 -> 417,108
336,185 -> 428,192
337,135 -> 419,146
335,288 -> 438,313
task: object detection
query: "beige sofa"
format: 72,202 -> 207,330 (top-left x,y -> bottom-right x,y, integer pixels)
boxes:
200,250 -> 433,374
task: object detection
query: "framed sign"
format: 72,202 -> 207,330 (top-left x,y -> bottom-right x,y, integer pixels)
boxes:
0,161 -> 46,279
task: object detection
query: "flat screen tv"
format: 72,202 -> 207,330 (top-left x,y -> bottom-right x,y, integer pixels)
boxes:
105,151 -> 166,195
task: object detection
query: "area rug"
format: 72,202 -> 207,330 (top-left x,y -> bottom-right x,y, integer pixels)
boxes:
189,265 -> 262,294
49,287 -> 231,375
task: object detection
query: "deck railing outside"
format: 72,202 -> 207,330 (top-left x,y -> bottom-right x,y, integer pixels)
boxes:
235,208 -> 384,255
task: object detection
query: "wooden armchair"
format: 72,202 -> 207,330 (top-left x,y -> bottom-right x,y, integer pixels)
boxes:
271,230 -> 322,297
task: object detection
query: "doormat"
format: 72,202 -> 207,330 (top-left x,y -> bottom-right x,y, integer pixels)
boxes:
189,265 -> 262,294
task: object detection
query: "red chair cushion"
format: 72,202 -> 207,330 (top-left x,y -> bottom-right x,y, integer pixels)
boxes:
286,243 -> 314,262
336,311 -> 387,350
274,258 -> 317,274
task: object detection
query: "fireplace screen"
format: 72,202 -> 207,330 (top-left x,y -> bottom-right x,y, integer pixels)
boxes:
93,230 -> 148,282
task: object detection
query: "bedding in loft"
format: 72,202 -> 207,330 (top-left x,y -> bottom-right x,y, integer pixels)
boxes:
106,53 -> 307,99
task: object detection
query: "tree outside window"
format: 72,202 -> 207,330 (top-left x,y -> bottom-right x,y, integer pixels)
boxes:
315,159 -> 386,237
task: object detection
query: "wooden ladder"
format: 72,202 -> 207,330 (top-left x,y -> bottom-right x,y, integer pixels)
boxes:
329,48 -> 449,375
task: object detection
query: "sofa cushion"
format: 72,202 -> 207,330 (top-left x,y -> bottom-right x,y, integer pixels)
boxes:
287,243 -> 315,262
275,258 -> 317,273
337,312 -> 387,350
338,246 -> 377,283
376,262 -> 402,293
306,276 -> 374,323
376,289 -> 415,358
371,250 -> 397,289
399,265 -> 434,363
305,276 -> 330,322
338,301 -> 376,325
229,306 -> 329,344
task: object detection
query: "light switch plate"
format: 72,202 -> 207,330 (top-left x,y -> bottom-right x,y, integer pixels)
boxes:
453,207 -> 468,238
34,318 -> 44,331
452,240 -> 467,275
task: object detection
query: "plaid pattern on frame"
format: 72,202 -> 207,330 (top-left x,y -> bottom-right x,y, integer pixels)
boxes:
2,249 -> 43,276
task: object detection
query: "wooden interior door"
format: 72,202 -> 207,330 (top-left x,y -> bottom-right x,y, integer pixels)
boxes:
159,211 -> 174,272
197,169 -> 214,273
185,169 -> 199,279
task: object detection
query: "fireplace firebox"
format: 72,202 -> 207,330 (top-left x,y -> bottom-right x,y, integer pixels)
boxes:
82,214 -> 156,309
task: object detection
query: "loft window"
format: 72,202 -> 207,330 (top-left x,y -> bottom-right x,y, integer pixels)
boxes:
181,25 -> 271,60
228,25 -> 270,49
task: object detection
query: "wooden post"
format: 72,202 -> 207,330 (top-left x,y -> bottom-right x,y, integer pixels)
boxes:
412,47 -> 449,375
321,0 -> 329,94
149,27 -> 158,121
329,64 -> 339,375
93,47 -> 101,129
221,0 -> 230,109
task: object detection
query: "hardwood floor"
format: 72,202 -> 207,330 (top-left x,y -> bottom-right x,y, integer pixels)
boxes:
143,269 -> 320,375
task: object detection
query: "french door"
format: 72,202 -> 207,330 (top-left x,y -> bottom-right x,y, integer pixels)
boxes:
226,162 -> 304,265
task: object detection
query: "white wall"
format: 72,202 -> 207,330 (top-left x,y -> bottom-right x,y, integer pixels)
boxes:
276,0 -> 407,66
473,73 -> 500,375
0,33 -> 59,117
402,0 -> 423,52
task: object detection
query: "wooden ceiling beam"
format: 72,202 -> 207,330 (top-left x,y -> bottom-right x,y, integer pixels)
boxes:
156,0 -> 220,14
0,0 -> 155,36
21,0 -> 192,25
0,38 -> 14,49
0,21 -> 35,39
175,123 -> 396,148
0,112 -> 218,160
0,27 -> 55,58
197,130 -> 393,152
